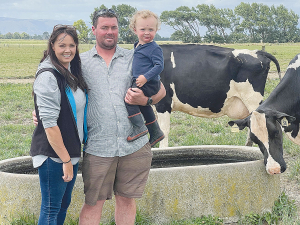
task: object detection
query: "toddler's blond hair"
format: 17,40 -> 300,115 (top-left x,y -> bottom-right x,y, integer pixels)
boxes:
129,10 -> 161,32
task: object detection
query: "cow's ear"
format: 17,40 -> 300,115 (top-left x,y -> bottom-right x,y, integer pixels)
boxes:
263,109 -> 296,126
228,117 -> 249,130
273,111 -> 295,126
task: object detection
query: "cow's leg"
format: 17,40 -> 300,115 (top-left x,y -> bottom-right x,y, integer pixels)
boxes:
245,128 -> 253,146
157,112 -> 171,148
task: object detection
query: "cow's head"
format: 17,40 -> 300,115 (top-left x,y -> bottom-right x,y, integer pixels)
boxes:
228,109 -> 296,175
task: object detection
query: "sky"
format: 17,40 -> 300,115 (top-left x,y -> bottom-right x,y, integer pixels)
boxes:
1,0 -> 300,37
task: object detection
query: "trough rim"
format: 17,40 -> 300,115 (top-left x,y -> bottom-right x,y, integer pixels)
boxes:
0,145 -> 264,176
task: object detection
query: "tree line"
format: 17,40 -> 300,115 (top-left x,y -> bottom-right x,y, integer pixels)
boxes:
0,31 -> 50,40
1,2 -> 299,44
162,3 -> 300,43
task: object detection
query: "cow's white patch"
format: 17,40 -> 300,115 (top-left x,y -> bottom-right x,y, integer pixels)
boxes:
156,111 -> 171,148
168,80 -> 263,119
232,49 -> 258,58
266,155 -> 281,175
250,111 -> 281,174
171,52 -> 176,68
287,56 -> 300,70
226,80 -> 264,117
250,111 -> 269,148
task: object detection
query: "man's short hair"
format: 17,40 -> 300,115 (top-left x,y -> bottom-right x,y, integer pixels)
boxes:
92,9 -> 119,27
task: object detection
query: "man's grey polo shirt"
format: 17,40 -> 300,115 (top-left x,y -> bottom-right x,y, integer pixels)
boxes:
80,45 -> 148,157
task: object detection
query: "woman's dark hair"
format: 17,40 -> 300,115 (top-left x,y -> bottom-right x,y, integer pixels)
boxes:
41,25 -> 87,91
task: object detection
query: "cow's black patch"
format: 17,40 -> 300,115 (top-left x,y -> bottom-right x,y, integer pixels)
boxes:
157,45 -> 278,114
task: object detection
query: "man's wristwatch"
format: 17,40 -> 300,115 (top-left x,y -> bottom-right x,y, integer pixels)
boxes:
146,97 -> 153,106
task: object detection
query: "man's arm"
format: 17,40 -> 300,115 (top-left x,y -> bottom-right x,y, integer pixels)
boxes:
125,82 -> 166,106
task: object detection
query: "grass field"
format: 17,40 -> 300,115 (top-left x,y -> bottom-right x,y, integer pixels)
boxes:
1,39 -> 300,224
1,39 -> 300,79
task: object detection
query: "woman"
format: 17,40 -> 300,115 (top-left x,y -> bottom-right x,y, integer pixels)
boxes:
30,24 -> 88,225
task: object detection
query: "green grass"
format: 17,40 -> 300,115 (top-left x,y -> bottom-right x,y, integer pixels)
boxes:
0,40 -> 299,79
6,212 -> 38,225
2,40 -> 300,224
236,192 -> 299,225
168,112 -> 248,147
6,194 -> 299,225
0,83 -> 35,160
0,40 -> 94,79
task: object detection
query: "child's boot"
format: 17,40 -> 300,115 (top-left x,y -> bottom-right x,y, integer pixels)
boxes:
127,113 -> 148,142
146,120 -> 165,147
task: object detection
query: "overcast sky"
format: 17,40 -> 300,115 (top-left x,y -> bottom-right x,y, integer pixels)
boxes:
1,0 -> 300,37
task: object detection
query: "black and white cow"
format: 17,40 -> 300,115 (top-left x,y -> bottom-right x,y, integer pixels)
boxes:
155,44 -> 281,148
228,53 -> 300,175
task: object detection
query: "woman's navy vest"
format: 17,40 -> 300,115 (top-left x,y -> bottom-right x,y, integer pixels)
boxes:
30,68 -> 82,158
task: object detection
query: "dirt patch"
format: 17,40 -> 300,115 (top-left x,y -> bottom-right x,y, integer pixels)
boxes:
0,71 -> 283,84
268,71 -> 285,80
0,78 -> 35,84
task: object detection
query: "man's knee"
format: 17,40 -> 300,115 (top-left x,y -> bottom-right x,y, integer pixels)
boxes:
115,195 -> 135,206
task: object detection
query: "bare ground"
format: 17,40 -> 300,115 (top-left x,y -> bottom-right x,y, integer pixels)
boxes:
0,78 -> 35,83
0,71 -> 284,84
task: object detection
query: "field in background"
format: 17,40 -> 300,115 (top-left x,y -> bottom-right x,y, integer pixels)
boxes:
1,39 -> 299,79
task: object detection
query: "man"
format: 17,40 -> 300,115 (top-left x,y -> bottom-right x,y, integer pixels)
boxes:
78,9 -> 165,225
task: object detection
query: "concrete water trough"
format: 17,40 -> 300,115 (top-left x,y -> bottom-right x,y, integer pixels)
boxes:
0,145 -> 280,224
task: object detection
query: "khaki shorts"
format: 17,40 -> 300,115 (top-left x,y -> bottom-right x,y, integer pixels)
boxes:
82,142 -> 152,206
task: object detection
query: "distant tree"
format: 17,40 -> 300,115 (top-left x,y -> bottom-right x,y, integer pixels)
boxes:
270,5 -> 300,42
13,32 -> 21,39
89,4 -> 107,23
5,32 -> 13,39
154,33 -> 170,41
42,32 -> 50,40
32,34 -> 43,40
161,6 -> 202,43
112,4 -> 136,43
20,32 -> 30,39
196,4 -> 231,43
73,19 -> 90,43
235,2 -> 274,42
170,28 -> 200,43
234,2 -> 300,43
223,8 -> 245,43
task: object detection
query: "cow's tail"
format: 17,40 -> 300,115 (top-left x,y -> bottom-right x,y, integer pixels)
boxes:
261,51 -> 281,80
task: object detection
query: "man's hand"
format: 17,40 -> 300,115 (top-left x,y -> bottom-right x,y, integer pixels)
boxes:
136,75 -> 147,87
32,110 -> 38,126
125,88 -> 148,106
125,82 -> 166,106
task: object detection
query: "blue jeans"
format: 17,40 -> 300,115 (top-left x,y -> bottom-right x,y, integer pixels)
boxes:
38,158 -> 78,225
